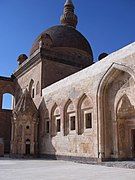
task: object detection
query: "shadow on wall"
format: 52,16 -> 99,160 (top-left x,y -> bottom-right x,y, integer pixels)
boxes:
38,98 -> 56,158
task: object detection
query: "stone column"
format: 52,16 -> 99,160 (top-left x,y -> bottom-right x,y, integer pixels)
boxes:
35,121 -> 39,155
21,123 -> 25,155
75,103 -> 79,135
10,121 -> 14,153
60,106 -> 64,136
113,121 -> 119,158
13,122 -> 18,154
11,121 -> 15,141
30,122 -> 35,154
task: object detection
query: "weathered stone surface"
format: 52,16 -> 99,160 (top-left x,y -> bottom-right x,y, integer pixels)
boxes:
0,0 -> 135,163
41,42 -> 135,160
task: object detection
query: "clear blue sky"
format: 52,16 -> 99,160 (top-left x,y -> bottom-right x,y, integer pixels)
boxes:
0,0 -> 135,77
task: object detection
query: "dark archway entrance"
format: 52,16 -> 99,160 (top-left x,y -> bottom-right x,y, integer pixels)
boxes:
25,139 -> 30,155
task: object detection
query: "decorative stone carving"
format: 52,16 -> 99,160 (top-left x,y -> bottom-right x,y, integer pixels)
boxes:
11,89 -> 38,157
54,106 -> 60,116
67,101 -> 75,113
117,95 -> 135,119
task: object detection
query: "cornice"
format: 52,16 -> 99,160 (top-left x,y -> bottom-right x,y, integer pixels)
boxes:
0,76 -> 13,82
41,48 -> 90,68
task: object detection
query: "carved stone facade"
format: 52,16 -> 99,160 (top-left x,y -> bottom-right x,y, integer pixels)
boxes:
0,0 -> 135,162
11,90 -> 38,157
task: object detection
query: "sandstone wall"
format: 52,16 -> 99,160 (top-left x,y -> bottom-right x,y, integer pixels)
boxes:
42,59 -> 81,88
15,61 -> 42,108
41,42 -> 135,159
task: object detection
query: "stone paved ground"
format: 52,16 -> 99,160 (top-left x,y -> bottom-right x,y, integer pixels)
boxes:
101,161 -> 135,169
0,159 -> 135,180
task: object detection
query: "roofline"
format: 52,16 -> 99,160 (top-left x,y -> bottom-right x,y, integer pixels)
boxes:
0,76 -> 13,82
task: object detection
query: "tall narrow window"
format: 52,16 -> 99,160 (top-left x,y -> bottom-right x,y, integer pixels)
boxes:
36,81 -> 40,95
46,121 -> 50,134
85,113 -> 92,129
78,94 -> 93,133
51,104 -> 61,136
70,116 -> 75,130
64,100 -> 76,135
32,88 -> 34,98
56,118 -> 61,132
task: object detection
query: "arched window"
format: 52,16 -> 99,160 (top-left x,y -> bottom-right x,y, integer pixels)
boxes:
36,81 -> 40,95
78,94 -> 93,134
51,104 -> 61,136
2,93 -> 14,110
29,79 -> 35,98
64,100 -> 76,135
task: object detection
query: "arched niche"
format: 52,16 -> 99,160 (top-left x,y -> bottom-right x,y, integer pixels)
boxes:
117,94 -> 135,119
77,94 -> 93,134
97,63 -> 135,159
51,104 -> 61,136
116,94 -> 135,158
29,79 -> 35,98
64,99 -> 76,135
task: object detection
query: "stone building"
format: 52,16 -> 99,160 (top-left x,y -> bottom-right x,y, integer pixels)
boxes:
0,0 -> 135,162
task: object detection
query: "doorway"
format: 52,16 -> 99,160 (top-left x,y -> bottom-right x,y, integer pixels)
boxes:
131,129 -> 135,158
25,139 -> 30,155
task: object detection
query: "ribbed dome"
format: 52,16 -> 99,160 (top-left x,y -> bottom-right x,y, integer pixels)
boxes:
30,25 -> 93,60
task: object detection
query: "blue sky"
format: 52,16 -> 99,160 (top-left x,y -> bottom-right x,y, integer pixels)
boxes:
0,0 -> 135,78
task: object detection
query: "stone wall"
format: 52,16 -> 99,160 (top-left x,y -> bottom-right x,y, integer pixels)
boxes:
14,61 -> 42,108
42,58 -> 81,88
0,77 -> 14,154
41,42 -> 135,160
0,110 -> 12,153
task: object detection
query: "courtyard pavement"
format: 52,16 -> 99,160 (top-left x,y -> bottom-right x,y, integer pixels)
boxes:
0,159 -> 135,180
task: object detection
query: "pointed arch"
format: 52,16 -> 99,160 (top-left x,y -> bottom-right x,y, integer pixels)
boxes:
116,94 -> 135,119
51,103 -> 61,136
77,94 -> 93,134
115,94 -> 135,158
97,63 -> 135,98
64,99 -> 76,135
64,99 -> 72,112
97,63 -> 135,159
29,79 -> 34,98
